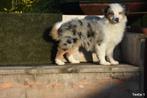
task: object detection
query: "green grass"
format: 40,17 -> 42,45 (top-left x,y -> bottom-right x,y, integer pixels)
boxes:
0,13 -> 61,65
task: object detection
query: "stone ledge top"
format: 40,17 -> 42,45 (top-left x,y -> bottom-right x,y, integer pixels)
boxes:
0,63 -> 141,75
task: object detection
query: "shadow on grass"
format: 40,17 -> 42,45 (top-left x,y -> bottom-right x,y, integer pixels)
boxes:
42,25 -> 58,64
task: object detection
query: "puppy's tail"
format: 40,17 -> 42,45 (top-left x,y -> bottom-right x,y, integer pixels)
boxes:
50,22 -> 63,40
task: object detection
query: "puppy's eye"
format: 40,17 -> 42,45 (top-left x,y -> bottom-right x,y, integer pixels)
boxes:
119,12 -> 124,15
108,12 -> 114,16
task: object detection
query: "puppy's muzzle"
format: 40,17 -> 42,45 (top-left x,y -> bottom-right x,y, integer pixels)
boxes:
112,17 -> 119,23
114,18 -> 119,22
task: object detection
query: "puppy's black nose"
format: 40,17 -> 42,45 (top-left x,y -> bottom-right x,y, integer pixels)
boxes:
115,18 -> 119,22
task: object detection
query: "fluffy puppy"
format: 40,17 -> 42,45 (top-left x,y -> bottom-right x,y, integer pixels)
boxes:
50,3 -> 127,65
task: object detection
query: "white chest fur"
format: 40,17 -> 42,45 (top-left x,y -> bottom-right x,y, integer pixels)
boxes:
103,22 -> 126,45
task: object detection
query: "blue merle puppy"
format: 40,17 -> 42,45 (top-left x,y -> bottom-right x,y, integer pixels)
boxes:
51,3 -> 127,65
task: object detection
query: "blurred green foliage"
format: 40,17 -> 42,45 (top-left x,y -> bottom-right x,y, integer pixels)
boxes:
0,0 -> 143,13
0,0 -> 61,13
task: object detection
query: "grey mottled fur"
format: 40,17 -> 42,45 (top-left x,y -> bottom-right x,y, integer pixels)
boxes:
58,17 -> 104,51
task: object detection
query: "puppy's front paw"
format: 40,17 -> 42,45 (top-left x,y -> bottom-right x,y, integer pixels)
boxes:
71,60 -> 80,64
68,55 -> 80,64
55,59 -> 65,65
100,61 -> 111,65
110,60 -> 119,65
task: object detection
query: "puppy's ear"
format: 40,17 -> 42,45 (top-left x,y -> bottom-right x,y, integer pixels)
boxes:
120,3 -> 127,14
103,6 -> 110,16
120,3 -> 126,9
